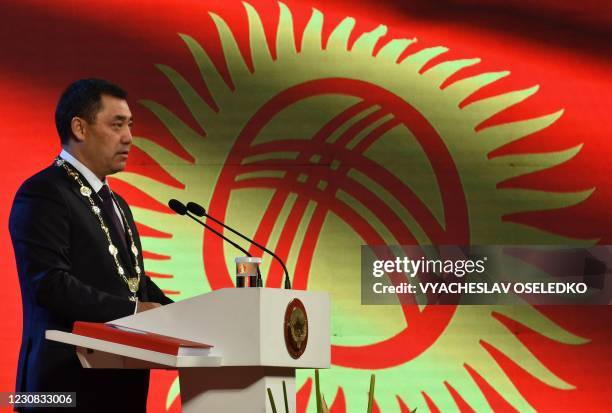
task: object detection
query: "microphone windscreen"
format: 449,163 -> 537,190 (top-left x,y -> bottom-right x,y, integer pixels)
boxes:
168,199 -> 187,215
186,202 -> 206,217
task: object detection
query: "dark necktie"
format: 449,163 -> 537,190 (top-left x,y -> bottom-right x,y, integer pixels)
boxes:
97,184 -> 127,250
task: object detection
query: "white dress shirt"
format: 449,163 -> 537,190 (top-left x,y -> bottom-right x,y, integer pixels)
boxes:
59,149 -> 124,230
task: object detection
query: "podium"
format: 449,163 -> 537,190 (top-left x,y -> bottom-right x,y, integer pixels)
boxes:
45,288 -> 330,412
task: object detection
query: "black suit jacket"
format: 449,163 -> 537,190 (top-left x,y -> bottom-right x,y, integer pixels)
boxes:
9,162 -> 173,412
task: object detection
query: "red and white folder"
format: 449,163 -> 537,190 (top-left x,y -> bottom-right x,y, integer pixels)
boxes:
72,321 -> 212,356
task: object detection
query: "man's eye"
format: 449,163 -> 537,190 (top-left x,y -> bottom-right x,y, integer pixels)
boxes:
113,123 -> 122,128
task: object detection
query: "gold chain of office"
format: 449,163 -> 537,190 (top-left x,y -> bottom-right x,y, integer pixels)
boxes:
55,157 -> 142,301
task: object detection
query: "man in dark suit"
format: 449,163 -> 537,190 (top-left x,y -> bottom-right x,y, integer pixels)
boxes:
9,78 -> 173,412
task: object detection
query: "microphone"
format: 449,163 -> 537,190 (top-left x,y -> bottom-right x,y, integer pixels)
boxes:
186,201 -> 292,289
168,199 -> 263,286
168,199 -> 187,215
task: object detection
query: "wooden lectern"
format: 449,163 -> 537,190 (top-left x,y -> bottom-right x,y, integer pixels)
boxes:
46,288 -> 330,412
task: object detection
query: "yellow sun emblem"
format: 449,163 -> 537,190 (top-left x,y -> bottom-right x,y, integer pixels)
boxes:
115,2 -> 592,411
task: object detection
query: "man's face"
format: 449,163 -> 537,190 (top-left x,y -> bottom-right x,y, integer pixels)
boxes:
80,94 -> 133,179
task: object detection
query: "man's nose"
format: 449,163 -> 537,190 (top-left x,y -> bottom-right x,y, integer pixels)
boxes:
122,126 -> 133,144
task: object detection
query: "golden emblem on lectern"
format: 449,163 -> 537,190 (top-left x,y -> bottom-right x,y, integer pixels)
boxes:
284,298 -> 308,359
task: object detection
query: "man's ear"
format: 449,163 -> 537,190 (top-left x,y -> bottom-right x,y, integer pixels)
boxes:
70,117 -> 87,142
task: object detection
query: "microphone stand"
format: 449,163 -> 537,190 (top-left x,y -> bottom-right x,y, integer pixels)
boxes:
187,202 -> 291,289
186,213 -> 264,288
168,200 -> 263,287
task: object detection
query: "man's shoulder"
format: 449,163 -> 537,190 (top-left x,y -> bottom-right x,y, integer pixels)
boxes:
9,163 -> 72,230
16,162 -> 69,197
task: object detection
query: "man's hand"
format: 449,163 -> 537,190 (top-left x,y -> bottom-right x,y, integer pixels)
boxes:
136,301 -> 162,313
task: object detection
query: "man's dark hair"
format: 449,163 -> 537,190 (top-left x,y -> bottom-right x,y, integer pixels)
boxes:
55,78 -> 127,144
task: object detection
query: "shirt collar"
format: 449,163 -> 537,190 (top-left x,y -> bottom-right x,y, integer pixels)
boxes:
59,149 -> 108,193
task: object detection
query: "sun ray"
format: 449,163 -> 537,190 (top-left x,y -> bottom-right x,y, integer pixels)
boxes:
474,345 -> 539,412
444,71 -> 510,101
179,33 -> 229,107
478,110 -> 564,152
244,2 -> 273,70
132,137 -> 190,168
484,322 -> 574,389
139,100 -> 207,156
301,8 -> 324,55
400,46 -> 449,71
424,385 -> 461,413
139,237 -> 178,257
491,144 -> 583,179
499,187 -> 593,214
464,85 -> 539,124
446,372 -> 493,412
376,37 -> 417,62
131,137 -> 194,183
351,25 -> 387,56
155,64 -> 215,134
116,172 -> 184,203
495,306 -> 589,345
209,12 -> 251,86
276,2 -> 297,58
166,378 -> 180,410
424,58 -> 481,88
327,17 -> 356,51
142,258 -> 180,276
129,207 -> 179,232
